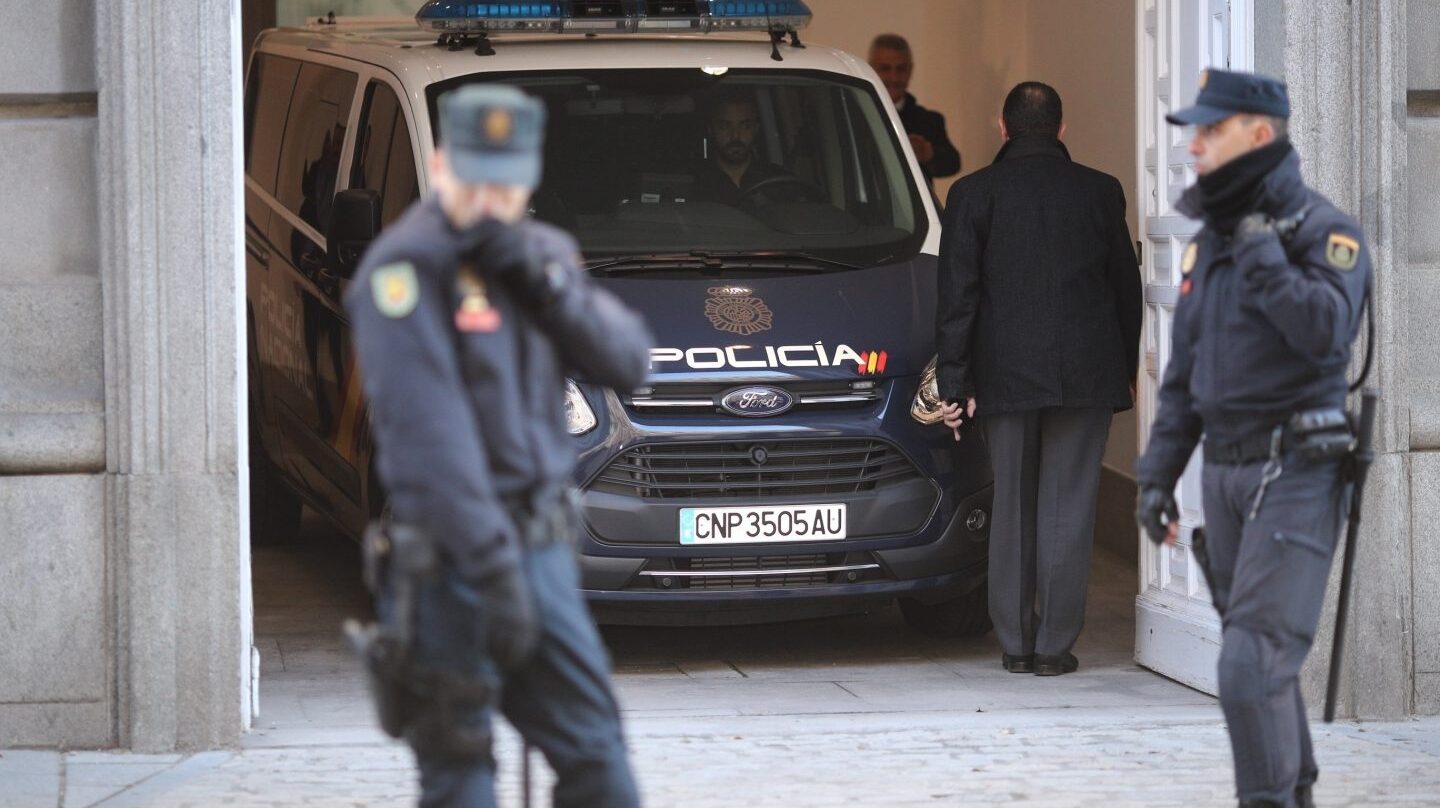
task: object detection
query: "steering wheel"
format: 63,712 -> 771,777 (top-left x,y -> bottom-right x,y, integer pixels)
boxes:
740,174 -> 821,204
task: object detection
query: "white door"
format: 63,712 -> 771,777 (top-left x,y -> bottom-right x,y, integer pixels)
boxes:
1133,0 -> 1252,694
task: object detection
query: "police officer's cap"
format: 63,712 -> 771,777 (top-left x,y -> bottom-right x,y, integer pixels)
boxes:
438,84 -> 546,189
1166,69 -> 1290,126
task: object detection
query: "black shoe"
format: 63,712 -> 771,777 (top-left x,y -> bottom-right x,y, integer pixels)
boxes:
1295,783 -> 1315,808
1034,653 -> 1078,676
1238,801 -> 1284,808
1002,653 -> 1034,673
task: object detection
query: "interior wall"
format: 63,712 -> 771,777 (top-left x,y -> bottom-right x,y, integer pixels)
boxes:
1022,1 -> 1139,476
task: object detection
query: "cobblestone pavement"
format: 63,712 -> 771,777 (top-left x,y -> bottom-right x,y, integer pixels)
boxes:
5,527 -> 1438,807
6,710 -> 1440,807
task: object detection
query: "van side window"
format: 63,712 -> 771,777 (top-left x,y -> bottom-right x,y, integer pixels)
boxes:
244,54 -> 301,195
351,80 -> 420,228
275,63 -> 357,236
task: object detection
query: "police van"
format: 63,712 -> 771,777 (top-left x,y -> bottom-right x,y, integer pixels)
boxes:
244,0 -> 994,633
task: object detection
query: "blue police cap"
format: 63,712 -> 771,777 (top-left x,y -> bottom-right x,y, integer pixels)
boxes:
1166,69 -> 1290,126
438,84 -> 546,189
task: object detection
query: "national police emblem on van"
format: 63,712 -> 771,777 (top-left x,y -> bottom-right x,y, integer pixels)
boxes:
704,286 -> 773,336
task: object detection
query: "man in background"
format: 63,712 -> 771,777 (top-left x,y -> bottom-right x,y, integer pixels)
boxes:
869,33 -> 962,183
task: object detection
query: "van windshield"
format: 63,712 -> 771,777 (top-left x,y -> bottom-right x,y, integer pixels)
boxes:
426,68 -> 927,270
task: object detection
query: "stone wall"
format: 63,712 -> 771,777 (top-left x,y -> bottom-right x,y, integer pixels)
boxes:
1407,0 -> 1440,714
1281,0 -> 1416,720
1,0 -> 248,750
0,0 -> 111,748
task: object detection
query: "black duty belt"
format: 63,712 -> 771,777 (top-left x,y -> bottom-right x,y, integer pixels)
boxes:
1204,407 -> 1352,467
1203,428 -> 1293,466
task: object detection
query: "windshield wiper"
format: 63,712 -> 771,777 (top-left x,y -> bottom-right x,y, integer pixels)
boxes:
693,251 -> 863,271
586,250 -> 862,275
586,254 -> 714,275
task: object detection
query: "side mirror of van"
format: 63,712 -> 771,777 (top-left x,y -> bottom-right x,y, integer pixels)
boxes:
328,189 -> 382,276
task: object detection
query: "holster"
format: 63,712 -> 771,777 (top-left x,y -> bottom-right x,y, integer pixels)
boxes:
1287,407 -> 1355,465
344,521 -> 439,739
1191,527 -> 1218,607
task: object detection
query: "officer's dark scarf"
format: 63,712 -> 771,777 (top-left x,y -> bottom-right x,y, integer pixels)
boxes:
1182,136 -> 1294,234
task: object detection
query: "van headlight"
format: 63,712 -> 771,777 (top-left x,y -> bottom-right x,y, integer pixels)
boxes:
564,379 -> 597,435
911,356 -> 946,425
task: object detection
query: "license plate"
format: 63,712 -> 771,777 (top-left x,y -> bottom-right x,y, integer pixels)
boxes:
678,504 -> 847,545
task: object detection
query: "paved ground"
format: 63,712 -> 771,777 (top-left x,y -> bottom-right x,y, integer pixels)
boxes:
5,515 -> 1440,807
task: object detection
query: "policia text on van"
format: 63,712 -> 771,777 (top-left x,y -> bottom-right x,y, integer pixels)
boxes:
243,0 -> 993,633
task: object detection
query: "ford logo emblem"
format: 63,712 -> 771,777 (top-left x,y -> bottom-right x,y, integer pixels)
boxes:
720,386 -> 795,418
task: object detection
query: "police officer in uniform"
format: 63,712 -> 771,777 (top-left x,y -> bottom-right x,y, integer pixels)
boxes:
344,84 -> 652,807
1136,70 -> 1372,808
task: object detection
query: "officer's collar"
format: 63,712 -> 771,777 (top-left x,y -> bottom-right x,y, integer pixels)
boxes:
1177,140 -> 1304,227
993,134 -> 1071,164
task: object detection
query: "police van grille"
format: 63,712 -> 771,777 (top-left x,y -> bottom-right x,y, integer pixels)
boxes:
591,438 -> 921,499
626,379 -> 881,413
628,553 -> 885,591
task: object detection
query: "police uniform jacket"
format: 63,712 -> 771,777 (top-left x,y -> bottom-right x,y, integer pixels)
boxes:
344,199 -> 654,581
898,93 -> 961,181
936,134 -> 1142,415
1136,148 -> 1372,489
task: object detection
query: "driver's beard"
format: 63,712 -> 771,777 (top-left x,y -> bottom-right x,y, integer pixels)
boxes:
718,145 -> 751,181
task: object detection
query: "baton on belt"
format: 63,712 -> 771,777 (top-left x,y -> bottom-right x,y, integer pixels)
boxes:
521,741 -> 534,808
1324,388 -> 1379,723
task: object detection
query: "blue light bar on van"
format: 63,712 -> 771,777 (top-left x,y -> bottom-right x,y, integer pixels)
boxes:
415,0 -> 811,34
701,1 -> 810,32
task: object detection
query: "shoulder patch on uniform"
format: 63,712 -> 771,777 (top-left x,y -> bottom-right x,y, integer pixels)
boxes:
1181,242 -> 1198,276
1325,232 -> 1360,271
371,262 -> 419,318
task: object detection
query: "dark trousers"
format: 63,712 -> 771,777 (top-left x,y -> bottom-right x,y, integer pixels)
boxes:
390,543 -> 640,808
981,407 -> 1112,657
1199,455 -> 1347,807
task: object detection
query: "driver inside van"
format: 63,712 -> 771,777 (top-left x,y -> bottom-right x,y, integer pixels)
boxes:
694,91 -> 796,206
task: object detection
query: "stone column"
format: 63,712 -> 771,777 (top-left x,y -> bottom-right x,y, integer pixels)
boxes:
1404,0 -> 1440,715
1282,0 -> 1412,720
96,0 -> 248,750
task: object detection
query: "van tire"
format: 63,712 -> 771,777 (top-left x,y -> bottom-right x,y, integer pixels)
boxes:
899,582 -> 992,638
250,434 -> 302,546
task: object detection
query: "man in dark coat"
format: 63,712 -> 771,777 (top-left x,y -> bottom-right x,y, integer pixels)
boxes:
869,34 -> 961,183
1136,69 -> 1372,808
936,82 -> 1142,677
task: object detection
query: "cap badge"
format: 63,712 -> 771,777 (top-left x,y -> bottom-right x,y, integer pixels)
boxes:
485,108 -> 513,145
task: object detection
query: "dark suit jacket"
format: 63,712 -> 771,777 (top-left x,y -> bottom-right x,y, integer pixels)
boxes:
898,93 -> 961,180
936,135 -> 1141,415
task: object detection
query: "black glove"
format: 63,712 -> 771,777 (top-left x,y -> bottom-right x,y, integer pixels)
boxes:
458,219 -> 564,311
1136,485 -> 1179,545
477,566 -> 540,670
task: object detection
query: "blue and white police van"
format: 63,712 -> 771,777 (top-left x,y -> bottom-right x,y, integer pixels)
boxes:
244,0 -> 993,634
